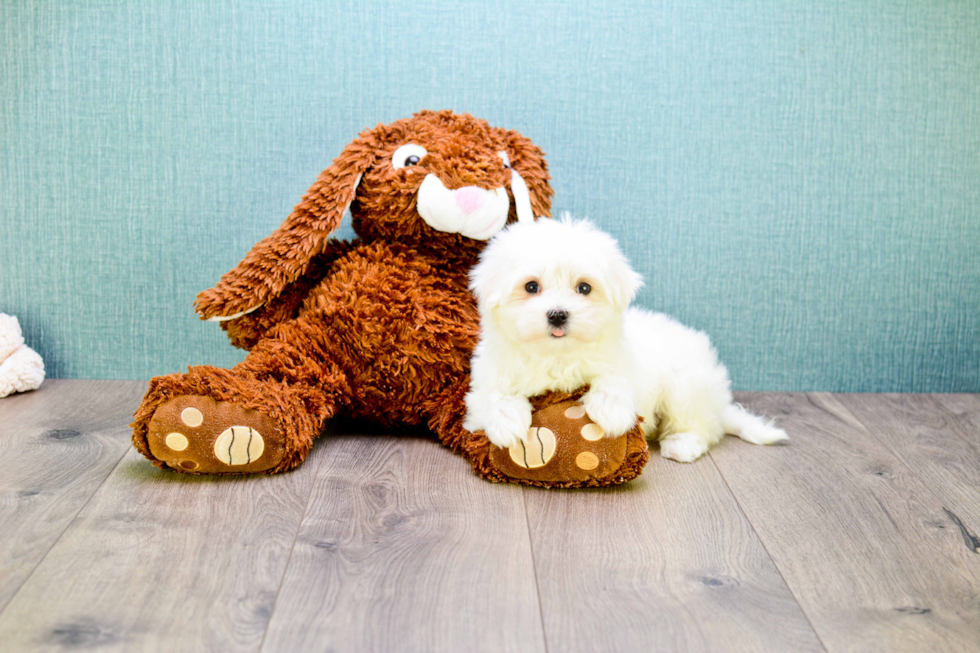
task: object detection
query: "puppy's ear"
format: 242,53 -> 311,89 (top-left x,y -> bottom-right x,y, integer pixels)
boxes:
497,129 -> 554,221
605,249 -> 645,311
195,130 -> 378,321
468,243 -> 513,313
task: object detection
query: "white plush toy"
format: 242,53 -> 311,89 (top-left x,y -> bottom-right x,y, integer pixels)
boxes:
0,314 -> 45,398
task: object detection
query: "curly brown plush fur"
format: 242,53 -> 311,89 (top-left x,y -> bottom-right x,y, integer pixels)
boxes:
131,111 -> 647,487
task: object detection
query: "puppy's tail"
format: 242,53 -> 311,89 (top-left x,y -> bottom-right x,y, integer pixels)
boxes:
722,403 -> 788,445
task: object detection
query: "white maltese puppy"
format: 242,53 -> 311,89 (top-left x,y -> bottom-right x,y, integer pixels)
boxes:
463,216 -> 787,463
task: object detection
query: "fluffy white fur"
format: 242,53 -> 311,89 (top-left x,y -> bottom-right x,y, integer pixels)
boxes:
0,313 -> 45,399
463,216 -> 787,463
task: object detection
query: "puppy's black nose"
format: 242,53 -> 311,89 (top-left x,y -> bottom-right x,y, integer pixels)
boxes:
547,309 -> 568,327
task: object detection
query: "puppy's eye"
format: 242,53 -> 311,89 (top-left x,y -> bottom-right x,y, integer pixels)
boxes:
392,143 -> 427,169
497,151 -> 511,169
576,282 -> 592,295
525,281 -> 540,294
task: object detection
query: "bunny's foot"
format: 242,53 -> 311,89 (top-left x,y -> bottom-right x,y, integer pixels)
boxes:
431,384 -> 650,488
145,395 -> 284,473
484,397 -> 648,487
132,366 -> 335,474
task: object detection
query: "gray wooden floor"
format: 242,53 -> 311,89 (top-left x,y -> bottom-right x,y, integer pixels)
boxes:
0,381 -> 978,652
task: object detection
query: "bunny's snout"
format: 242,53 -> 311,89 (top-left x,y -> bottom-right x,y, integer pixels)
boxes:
417,174 -> 510,240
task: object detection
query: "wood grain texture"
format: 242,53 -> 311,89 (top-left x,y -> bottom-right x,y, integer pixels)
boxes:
0,434 -> 323,652
714,392 -> 980,653
4,384 -> 979,652
933,394 -> 980,448
260,431 -> 546,653
0,380 -> 145,614
523,452 -> 824,652
837,394 -> 980,545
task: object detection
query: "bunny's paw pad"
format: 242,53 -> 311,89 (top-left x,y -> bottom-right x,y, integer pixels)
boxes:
146,396 -> 284,474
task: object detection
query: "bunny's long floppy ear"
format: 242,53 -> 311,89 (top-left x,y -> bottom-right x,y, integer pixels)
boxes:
195,132 -> 378,321
499,129 -> 554,220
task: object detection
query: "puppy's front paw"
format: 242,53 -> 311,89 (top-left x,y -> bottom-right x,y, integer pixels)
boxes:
659,432 -> 710,463
583,380 -> 637,437
483,396 -> 534,449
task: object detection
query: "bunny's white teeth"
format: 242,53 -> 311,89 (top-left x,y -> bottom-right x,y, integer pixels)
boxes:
510,169 -> 534,224
417,174 -> 510,240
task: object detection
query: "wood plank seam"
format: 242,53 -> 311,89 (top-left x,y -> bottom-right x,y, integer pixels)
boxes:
257,435 -> 547,651
0,443 -> 131,621
257,443 -> 330,653
522,487 -> 552,653
706,452 -> 830,653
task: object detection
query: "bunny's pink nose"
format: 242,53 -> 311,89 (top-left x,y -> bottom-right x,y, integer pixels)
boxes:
454,187 -> 487,215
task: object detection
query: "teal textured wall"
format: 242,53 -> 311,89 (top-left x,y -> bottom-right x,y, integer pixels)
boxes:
2,0 -> 978,391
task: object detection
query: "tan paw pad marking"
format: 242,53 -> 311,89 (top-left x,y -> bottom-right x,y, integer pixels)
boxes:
576,451 -> 600,470
213,426 -> 265,466
181,407 -> 204,428
509,427 -> 556,469
580,423 -> 604,441
165,432 -> 189,451
564,404 -> 586,419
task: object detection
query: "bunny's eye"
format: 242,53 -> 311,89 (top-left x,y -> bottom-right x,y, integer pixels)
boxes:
392,143 -> 428,169
497,151 -> 511,169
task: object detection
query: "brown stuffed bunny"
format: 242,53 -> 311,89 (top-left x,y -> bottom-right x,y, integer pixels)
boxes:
132,111 -> 648,487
